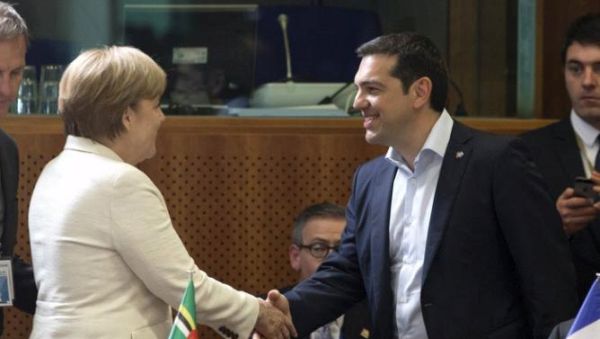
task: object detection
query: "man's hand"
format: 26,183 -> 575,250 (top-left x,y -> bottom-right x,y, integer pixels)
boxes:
253,289 -> 297,339
557,187 -> 598,235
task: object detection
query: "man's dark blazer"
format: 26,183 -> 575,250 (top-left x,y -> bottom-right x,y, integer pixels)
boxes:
279,285 -> 370,339
286,121 -> 578,339
547,319 -> 574,339
0,128 -> 37,335
521,117 -> 600,303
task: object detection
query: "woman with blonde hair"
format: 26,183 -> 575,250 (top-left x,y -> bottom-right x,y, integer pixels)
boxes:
28,46 -> 294,339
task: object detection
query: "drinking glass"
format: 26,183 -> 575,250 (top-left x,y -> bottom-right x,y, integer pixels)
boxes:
16,65 -> 37,114
38,65 -> 64,114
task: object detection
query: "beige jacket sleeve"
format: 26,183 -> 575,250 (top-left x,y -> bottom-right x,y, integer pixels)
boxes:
110,167 -> 259,338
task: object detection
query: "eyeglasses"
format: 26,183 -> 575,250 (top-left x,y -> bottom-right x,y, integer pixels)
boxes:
297,242 -> 339,259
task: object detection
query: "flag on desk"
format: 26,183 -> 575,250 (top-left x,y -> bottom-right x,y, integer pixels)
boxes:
168,278 -> 198,339
567,275 -> 600,338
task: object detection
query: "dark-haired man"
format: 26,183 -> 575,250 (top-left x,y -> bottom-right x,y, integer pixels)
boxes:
286,202 -> 370,339
521,13 -> 600,306
267,32 -> 578,339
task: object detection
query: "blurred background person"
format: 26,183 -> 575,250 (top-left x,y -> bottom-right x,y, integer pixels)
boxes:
521,13 -> 600,304
0,1 -> 37,334
286,202 -> 370,339
27,46 -> 294,339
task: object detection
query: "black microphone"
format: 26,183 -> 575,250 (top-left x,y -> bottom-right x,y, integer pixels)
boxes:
318,82 -> 353,105
277,14 -> 293,82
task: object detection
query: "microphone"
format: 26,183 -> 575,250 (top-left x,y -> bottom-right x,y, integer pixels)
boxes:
318,82 -> 353,105
277,13 -> 293,82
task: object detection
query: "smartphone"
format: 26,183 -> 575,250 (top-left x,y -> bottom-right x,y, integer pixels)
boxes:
573,177 -> 597,200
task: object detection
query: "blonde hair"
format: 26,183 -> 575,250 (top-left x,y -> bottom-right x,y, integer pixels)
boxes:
60,46 -> 166,140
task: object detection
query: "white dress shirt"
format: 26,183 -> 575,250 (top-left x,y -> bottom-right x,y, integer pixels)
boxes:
386,111 -> 453,339
571,109 -> 600,176
310,315 -> 343,339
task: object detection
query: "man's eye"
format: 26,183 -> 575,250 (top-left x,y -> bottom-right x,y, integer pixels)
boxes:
311,244 -> 327,251
567,64 -> 583,75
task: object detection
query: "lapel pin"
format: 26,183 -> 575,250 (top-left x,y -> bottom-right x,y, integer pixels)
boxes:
455,151 -> 464,159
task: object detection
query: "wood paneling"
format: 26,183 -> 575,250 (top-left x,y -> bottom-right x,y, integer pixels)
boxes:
0,116 -> 553,338
448,0 -> 512,117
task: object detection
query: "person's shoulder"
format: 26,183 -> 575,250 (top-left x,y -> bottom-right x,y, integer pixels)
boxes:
357,155 -> 389,172
352,155 -> 393,186
112,161 -> 154,187
0,127 -> 17,149
520,118 -> 568,142
454,121 -> 516,151
452,122 -> 537,166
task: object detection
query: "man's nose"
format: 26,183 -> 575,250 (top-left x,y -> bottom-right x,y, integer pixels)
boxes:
582,68 -> 598,88
0,75 -> 12,97
353,90 -> 368,111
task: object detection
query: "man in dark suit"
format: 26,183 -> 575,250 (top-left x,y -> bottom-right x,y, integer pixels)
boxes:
0,1 -> 37,335
264,32 -> 578,339
521,13 -> 600,305
286,202 -> 370,339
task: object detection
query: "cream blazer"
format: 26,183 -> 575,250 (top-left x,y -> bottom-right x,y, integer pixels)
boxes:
28,136 -> 258,339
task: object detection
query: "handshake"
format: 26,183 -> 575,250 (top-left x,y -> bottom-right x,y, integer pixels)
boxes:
253,290 -> 297,339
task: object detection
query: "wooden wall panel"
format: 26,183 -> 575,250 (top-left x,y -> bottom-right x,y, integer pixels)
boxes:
0,116 -> 553,338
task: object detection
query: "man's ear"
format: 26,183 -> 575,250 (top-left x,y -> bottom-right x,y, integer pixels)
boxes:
411,77 -> 433,110
289,244 -> 301,272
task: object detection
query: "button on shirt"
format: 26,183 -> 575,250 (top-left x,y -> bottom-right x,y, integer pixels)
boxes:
571,109 -> 600,176
386,111 -> 453,339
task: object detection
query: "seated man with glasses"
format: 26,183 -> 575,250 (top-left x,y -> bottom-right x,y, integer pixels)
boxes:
286,202 -> 371,339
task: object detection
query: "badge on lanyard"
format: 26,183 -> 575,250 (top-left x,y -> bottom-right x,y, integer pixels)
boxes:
0,259 -> 14,306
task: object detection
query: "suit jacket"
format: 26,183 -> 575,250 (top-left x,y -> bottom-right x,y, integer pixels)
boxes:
279,285 -> 370,339
521,117 -> 600,303
547,319 -> 574,339
28,136 -> 258,339
0,128 -> 36,335
286,121 -> 577,339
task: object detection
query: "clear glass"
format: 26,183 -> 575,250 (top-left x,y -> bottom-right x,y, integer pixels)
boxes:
38,65 -> 64,115
16,65 -> 37,115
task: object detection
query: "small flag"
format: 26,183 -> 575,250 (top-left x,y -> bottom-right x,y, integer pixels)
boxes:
567,276 -> 600,338
168,278 -> 198,339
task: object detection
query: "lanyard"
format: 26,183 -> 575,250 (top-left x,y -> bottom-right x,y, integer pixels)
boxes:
575,133 -> 596,177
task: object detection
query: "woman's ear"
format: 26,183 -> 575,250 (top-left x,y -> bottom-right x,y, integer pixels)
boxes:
121,107 -> 134,131
411,77 -> 433,110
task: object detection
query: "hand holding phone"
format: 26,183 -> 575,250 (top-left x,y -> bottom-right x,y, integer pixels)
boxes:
573,177 -> 598,201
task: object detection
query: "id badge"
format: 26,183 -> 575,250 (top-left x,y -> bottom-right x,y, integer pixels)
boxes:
0,259 -> 14,306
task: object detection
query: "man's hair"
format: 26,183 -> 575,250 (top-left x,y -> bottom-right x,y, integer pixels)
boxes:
0,2 -> 28,42
291,202 -> 346,245
561,13 -> 600,64
59,46 -> 166,141
356,32 -> 448,113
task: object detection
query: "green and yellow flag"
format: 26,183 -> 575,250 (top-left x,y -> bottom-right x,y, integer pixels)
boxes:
168,278 -> 198,339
